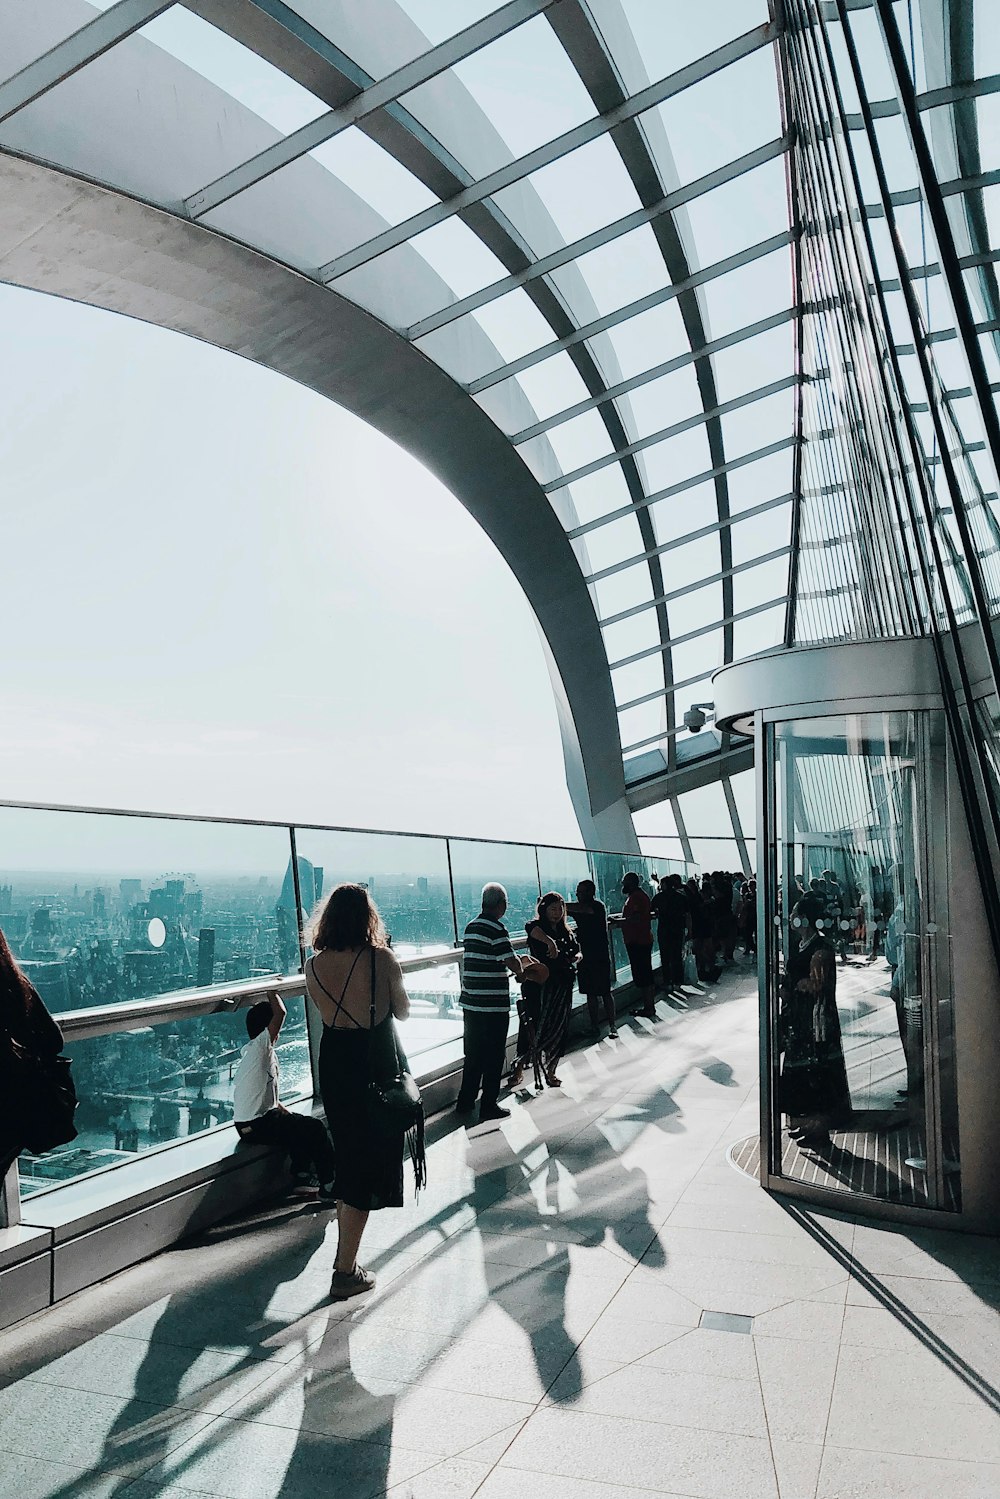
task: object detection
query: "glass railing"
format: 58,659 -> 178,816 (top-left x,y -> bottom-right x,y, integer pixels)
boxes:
0,800 -> 693,1199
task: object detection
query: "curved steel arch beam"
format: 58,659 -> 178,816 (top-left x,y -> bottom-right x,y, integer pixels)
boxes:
0,148 -> 636,848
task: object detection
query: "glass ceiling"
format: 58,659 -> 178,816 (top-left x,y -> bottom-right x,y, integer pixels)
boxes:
0,0 -> 797,793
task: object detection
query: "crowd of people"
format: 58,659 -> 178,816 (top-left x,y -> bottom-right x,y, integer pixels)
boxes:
2,866 -> 759,1306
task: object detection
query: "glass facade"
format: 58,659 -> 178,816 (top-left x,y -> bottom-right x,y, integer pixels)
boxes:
0,801 -> 689,1201
780,0 -> 1000,979
764,711 -> 959,1211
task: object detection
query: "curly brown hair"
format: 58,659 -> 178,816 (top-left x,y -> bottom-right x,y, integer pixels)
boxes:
309,883 -> 388,952
0,925 -> 33,1005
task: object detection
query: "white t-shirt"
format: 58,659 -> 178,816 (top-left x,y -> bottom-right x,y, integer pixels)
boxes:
232,1029 -> 279,1123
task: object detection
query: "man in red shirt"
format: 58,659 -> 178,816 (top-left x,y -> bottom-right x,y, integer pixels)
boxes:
613,872 -> 657,1020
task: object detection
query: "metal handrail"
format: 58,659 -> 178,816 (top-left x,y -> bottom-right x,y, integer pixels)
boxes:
55,939 -> 530,1042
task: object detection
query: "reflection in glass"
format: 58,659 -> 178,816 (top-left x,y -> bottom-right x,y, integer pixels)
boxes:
770,712 -> 959,1209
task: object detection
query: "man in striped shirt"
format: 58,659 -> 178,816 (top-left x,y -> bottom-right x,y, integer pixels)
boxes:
456,883 -> 525,1123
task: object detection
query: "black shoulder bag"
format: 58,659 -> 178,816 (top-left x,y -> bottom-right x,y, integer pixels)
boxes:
367,949 -> 426,1191
0,1031 -> 78,1156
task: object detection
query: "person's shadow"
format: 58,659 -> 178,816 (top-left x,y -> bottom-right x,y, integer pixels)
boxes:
41,1191 -> 333,1498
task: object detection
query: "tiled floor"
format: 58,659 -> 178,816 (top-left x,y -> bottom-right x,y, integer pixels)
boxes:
1,965 -> 998,1499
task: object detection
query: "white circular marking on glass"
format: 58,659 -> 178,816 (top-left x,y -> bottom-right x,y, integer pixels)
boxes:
147,917 -> 166,948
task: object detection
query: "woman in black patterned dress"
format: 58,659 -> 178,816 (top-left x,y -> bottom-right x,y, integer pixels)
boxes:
525,893 -> 580,1087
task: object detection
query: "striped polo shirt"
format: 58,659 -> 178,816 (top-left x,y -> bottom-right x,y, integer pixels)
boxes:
460,913 -> 515,1013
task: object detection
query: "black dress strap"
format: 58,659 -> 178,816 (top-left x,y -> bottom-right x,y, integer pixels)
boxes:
308,949 -> 367,1029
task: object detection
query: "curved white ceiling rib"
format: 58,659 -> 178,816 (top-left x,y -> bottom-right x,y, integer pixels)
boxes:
0,0 -> 797,832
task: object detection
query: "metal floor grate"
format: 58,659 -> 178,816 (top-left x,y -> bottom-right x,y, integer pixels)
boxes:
729,1128 -> 960,1211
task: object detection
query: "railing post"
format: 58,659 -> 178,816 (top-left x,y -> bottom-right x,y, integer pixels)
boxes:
0,1157 -> 21,1228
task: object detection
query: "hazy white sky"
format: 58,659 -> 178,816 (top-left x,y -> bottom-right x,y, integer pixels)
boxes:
0,283 -> 586,848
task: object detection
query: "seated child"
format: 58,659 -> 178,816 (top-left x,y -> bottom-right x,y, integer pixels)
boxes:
233,992 -> 335,1198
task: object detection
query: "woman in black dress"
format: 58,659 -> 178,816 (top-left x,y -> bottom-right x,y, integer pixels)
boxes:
525,892 -> 580,1087
779,894 -> 851,1150
305,884 -> 411,1301
566,880 -> 617,1040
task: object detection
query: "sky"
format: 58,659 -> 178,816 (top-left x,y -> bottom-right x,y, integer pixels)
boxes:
0,283 -> 586,849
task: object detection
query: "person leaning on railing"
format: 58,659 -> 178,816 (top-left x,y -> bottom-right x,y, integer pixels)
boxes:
455,883 -> 525,1124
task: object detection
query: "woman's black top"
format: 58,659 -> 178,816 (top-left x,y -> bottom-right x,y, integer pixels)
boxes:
570,903 -> 612,994
526,921 -> 579,975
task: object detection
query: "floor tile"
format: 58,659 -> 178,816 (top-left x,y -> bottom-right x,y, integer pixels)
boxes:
498,1406 -> 779,1498
149,1414 -> 436,1499
224,1357 -> 534,1455
825,1376 -> 1000,1462
817,1445 -> 1000,1498
381,1456 -> 493,1499
770,1439 -> 824,1499
546,1360 -> 769,1437
0,1380 -> 215,1477
22,1330 -> 282,1415
754,1336 -> 840,1442
639,1326 -> 759,1380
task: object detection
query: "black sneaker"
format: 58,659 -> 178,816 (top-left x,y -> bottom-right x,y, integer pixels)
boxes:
478,1104 -> 511,1123
454,1099 -> 476,1115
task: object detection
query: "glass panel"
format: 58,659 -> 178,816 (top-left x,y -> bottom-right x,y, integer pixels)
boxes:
648,46 -> 780,189
449,839 -> 540,943
0,11 -> 329,205
0,808 -> 298,1013
1,4 -> 103,86
548,224 -> 671,322
136,9 -> 329,133
537,846 -> 592,906
309,128 -> 438,227
400,16 -> 597,177
392,1 -> 510,45
769,712 -> 959,1210
611,0 -> 770,81
681,158 -> 789,266
492,134 -> 642,248
293,828 -> 460,1062
19,1002 -> 311,1199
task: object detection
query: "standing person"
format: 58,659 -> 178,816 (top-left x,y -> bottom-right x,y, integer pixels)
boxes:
0,926 -> 70,1218
524,893 -> 580,1086
456,884 -> 525,1123
305,884 -> 413,1301
612,872 -> 656,1019
233,991 -> 336,1198
566,880 -> 617,1041
650,874 -> 689,995
688,881 -> 719,982
778,894 -> 851,1150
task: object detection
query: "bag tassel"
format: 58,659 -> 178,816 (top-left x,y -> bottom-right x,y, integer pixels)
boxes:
407,1111 -> 427,1194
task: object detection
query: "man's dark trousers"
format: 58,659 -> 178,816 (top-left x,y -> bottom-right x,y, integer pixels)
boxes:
457,1010 -> 509,1111
660,932 -> 685,986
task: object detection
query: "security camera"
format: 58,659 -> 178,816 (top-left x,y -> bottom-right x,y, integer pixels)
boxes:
683,702 -> 715,733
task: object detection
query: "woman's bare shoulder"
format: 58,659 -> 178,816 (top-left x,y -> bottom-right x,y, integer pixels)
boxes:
376,945 -> 403,975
